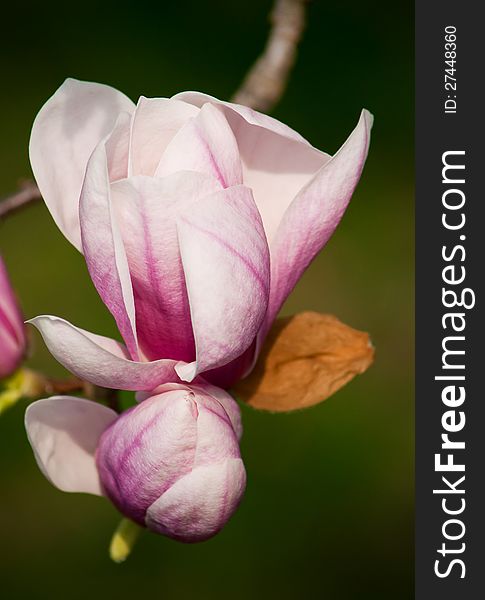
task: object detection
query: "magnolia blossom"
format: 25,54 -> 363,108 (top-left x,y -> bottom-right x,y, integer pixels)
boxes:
25,383 -> 245,541
0,256 -> 26,379
29,79 -> 372,391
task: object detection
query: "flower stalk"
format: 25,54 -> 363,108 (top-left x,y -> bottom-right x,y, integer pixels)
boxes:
0,368 -> 46,415
109,518 -> 143,563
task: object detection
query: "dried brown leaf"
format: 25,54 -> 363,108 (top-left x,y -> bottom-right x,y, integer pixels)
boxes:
233,311 -> 374,412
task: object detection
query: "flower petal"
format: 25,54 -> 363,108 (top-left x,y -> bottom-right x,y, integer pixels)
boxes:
129,97 -> 198,176
155,103 -> 243,188
111,172 -> 221,362
25,396 -> 117,495
173,91 -> 309,144
191,382 -> 243,441
193,394 -> 241,465
96,390 -> 199,525
105,111 -> 132,182
80,136 -> 138,358
0,257 -> 25,378
145,458 -> 246,542
29,78 -> 135,250
174,185 -> 270,381
172,92 -> 328,242
262,110 -> 373,337
146,381 -> 243,441
28,315 -> 178,391
203,341 -> 257,390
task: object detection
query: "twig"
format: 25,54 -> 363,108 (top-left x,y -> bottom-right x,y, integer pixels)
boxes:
83,383 -> 121,413
231,0 -> 308,112
40,375 -> 122,413
42,375 -> 86,396
4,369 -> 121,414
0,181 -> 42,221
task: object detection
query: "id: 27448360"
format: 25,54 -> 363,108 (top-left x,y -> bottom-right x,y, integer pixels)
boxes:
444,25 -> 457,114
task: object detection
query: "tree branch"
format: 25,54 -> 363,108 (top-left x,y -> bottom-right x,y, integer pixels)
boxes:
6,368 -> 122,413
231,0 -> 308,112
0,181 -> 41,221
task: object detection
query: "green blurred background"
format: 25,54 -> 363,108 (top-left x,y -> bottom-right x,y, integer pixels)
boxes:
0,0 -> 413,598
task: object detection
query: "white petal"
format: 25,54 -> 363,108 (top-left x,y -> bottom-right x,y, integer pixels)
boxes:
29,78 -> 134,250
28,315 -> 178,391
25,396 -> 118,495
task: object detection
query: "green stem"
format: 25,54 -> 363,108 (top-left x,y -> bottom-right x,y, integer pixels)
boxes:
0,388 -> 22,415
109,518 -> 143,563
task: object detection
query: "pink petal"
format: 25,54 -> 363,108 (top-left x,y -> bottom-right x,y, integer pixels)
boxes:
111,172 -> 221,362
0,256 -> 25,348
203,340 -> 257,390
79,137 -> 138,358
172,92 -> 328,242
263,109 -> 373,338
96,389 -> 199,524
145,381 -> 243,441
0,329 -> 21,380
28,315 -> 178,391
129,97 -> 198,176
155,103 -> 243,188
145,459 -> 246,542
190,382 -> 243,441
174,185 -> 270,381
29,78 -> 135,251
25,396 -> 117,495
193,395 -> 241,466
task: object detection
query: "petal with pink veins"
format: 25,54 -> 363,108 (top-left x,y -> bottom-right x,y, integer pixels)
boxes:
174,185 -> 270,382
142,381 -> 243,441
155,103 -> 243,188
25,396 -> 117,495
145,459 -> 246,542
29,78 -> 135,251
111,172 -> 221,362
172,91 -> 328,243
261,109 -> 373,341
80,138 -> 138,358
96,389 -> 199,524
28,316 -> 178,391
191,382 -> 243,441
0,257 -> 25,349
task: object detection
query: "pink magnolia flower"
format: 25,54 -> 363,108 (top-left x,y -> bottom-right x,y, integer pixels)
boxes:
0,256 -> 26,379
29,79 -> 372,391
25,382 -> 245,542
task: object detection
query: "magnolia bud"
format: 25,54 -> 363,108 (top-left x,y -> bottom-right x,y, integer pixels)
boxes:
96,384 -> 246,542
0,256 -> 26,379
